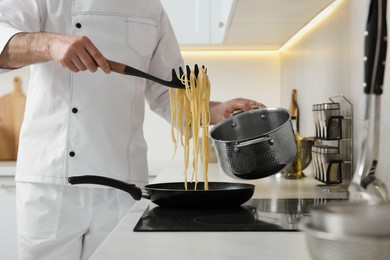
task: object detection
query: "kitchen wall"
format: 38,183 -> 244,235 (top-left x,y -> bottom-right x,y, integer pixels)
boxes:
280,0 -> 390,187
280,0 -> 359,136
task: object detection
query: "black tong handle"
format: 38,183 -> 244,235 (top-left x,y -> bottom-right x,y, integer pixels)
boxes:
108,60 -> 185,89
364,0 -> 388,95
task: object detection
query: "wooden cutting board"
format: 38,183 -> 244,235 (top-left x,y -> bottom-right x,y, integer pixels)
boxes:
0,76 -> 26,160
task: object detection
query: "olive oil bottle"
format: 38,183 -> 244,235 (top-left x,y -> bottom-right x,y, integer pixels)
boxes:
284,89 -> 302,179
284,131 -> 302,179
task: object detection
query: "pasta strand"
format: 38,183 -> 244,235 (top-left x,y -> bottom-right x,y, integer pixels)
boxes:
169,66 -> 210,190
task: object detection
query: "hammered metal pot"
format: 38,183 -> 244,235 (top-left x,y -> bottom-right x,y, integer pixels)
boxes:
210,108 -> 297,179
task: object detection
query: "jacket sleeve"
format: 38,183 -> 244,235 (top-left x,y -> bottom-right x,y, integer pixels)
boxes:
144,7 -> 184,124
0,0 -> 46,73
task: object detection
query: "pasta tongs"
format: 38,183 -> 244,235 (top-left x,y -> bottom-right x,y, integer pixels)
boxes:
108,60 -> 186,89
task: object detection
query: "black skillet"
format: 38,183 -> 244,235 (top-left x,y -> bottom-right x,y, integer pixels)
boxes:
68,175 -> 255,209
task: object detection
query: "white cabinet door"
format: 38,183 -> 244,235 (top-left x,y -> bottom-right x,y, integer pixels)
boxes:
209,0 -> 235,44
0,179 -> 18,259
161,0 -> 211,44
161,0 -> 235,45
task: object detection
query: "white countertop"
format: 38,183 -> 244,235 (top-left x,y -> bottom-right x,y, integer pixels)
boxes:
90,163 -> 347,260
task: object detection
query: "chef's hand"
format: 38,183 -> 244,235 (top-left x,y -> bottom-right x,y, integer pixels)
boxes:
49,34 -> 111,74
209,98 -> 266,124
0,32 -> 111,72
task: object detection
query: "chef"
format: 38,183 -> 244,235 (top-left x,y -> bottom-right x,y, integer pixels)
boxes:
0,1 -> 265,259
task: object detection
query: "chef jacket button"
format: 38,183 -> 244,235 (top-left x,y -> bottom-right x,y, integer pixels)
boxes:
75,23 -> 82,29
69,151 -> 76,157
72,107 -> 78,113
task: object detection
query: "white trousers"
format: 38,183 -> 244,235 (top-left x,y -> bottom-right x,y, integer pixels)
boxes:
16,182 -> 136,260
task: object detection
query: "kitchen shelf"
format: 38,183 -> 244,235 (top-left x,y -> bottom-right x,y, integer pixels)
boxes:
312,94 -> 353,189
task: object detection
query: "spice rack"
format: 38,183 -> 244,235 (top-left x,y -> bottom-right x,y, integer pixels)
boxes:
312,95 -> 353,191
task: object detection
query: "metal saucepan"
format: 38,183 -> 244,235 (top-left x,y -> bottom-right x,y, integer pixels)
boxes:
68,175 -> 255,209
210,107 -> 297,179
310,200 -> 390,237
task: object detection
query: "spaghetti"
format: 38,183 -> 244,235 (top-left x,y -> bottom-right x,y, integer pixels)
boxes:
169,66 -> 210,190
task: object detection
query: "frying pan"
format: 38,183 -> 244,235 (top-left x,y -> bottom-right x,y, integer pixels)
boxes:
68,175 -> 255,209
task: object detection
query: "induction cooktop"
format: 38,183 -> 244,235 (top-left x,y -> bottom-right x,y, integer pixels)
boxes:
133,198 -> 346,232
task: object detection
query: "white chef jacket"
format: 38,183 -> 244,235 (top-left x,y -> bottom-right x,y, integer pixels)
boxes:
0,0 -> 184,186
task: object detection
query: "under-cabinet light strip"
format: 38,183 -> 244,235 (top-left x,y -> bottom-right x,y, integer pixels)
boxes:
180,0 -> 344,56
181,50 -> 279,56
278,0 -> 344,52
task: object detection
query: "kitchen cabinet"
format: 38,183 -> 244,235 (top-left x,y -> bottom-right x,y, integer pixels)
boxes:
160,0 -> 234,45
0,177 -> 18,260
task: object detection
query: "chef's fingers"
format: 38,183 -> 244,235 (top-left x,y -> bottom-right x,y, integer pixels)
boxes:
229,98 -> 267,112
83,39 -> 111,74
246,100 -> 267,110
58,56 -> 81,73
77,51 -> 99,73
71,55 -> 88,72
67,63 -> 80,73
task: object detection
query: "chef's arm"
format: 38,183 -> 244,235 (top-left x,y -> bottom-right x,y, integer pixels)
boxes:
0,32 -> 111,74
209,98 -> 266,125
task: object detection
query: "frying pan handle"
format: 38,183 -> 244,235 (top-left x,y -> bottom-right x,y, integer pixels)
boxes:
364,0 -> 387,95
68,175 -> 143,201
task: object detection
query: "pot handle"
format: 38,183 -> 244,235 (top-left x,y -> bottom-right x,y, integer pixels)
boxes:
235,136 -> 273,148
231,105 -> 261,116
68,175 -> 143,200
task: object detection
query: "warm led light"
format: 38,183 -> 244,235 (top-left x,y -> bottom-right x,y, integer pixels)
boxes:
180,0 -> 344,56
279,0 -> 344,52
181,50 -> 279,56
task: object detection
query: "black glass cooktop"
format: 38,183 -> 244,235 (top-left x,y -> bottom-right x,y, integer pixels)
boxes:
133,198 -> 345,232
